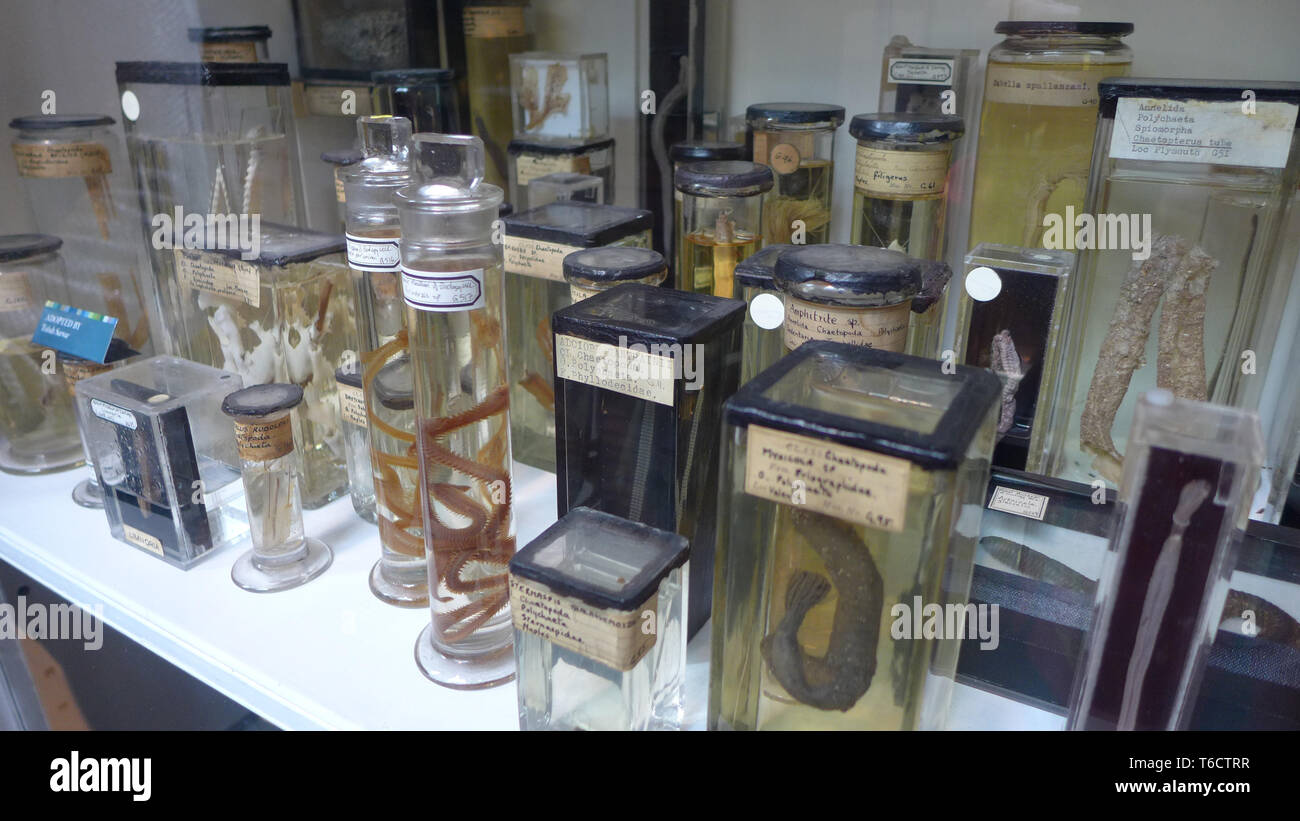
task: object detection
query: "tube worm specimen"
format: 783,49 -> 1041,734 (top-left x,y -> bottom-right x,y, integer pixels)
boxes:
1156,246 -> 1216,402
990,329 -> 1023,436
520,63 -> 572,132
363,330 -> 424,558
521,316 -> 556,412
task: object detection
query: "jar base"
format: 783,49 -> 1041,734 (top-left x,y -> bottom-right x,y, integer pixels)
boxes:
369,560 -> 429,607
232,537 -> 333,593
72,478 -> 104,509
413,623 -> 515,690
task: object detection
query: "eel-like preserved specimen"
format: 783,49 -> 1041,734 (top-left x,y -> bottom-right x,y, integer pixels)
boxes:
990,329 -> 1022,436
1156,245 -> 1216,402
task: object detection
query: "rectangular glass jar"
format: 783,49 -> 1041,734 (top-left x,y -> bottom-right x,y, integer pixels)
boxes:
464,1 -> 534,188
553,284 -> 744,637
509,52 -> 609,142
733,243 -> 793,385
507,136 -> 614,212
76,356 -> 248,568
1044,79 -> 1300,488
709,340 -> 1000,730
501,201 -> 652,472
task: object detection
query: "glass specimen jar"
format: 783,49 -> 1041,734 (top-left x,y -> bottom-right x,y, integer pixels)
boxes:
510,507 -> 689,731
525,172 -> 604,209
222,383 -> 333,592
9,114 -> 157,355
954,244 -> 1075,473
746,102 -> 845,246
170,223 -> 355,509
709,340 -> 1000,731
968,20 -> 1133,250
502,201 -> 653,472
463,0 -> 534,188
733,243 -> 795,385
552,284 -> 745,636
77,356 -> 248,567
507,136 -> 613,212
59,338 -> 140,508
674,160 -> 773,297
562,246 -> 666,304
1045,78 -> 1300,487
0,234 -> 81,474
320,147 -> 362,231
293,0 -> 439,79
509,52 -> 609,142
671,141 -> 747,181
341,115 -> 426,606
1068,390 -> 1263,730
396,133 -> 515,688
187,26 -> 271,62
334,364 -> 376,523
370,68 -> 460,133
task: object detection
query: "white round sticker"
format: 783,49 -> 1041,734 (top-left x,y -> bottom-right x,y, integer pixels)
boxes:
750,292 -> 785,330
120,90 -> 140,122
965,266 -> 1002,302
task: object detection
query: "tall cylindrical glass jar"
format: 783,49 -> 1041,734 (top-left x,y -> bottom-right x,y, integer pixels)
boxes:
396,134 -> 515,688
746,102 -> 845,246
968,21 -> 1133,250
462,0 -> 533,189
675,161 -> 772,297
320,147 -> 362,232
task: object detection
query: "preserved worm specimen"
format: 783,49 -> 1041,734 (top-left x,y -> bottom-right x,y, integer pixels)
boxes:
1156,245 -> 1216,402
990,329 -> 1023,435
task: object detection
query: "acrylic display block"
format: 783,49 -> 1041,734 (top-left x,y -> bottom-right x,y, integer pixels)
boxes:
75,356 -> 248,568
510,507 -> 689,730
510,52 -> 609,142
552,283 -> 744,637
709,340 -> 1000,730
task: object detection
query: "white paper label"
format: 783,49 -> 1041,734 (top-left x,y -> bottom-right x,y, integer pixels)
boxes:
0,272 -> 34,312
854,145 -> 950,197
984,64 -> 1109,108
336,381 -> 367,427
554,334 -> 676,406
401,266 -> 485,312
503,236 -> 580,281
509,574 -> 657,672
90,398 -> 137,430
345,233 -> 402,271
888,57 -> 955,87
1109,97 -> 1299,169
988,486 -> 1050,521
123,525 -> 164,556
515,153 -> 589,186
175,248 -> 260,308
783,296 -> 911,352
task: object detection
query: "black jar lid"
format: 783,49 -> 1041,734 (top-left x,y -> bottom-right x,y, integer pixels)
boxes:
735,244 -> 797,290
674,160 -> 774,196
188,26 -> 272,43
849,113 -> 964,143
9,114 -> 115,130
1098,77 -> 1300,117
372,355 -> 413,411
0,234 -> 62,262
670,140 -> 747,163
745,102 -> 846,126
222,383 -> 304,417
334,365 -> 363,389
503,202 -> 653,247
372,67 -> 456,84
499,201 -> 514,219
563,247 -> 665,284
115,61 -> 291,87
507,136 -> 615,156
202,222 -> 344,267
994,21 -> 1134,36
774,244 -> 922,306
321,148 -> 363,166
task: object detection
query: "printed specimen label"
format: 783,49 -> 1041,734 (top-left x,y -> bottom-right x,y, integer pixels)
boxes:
988,486 -> 1050,521
336,381 -> 367,427
123,525 -> 165,557
515,153 -> 591,186
175,248 -> 261,308
12,141 -> 112,177
783,296 -> 911,352
503,236 -> 579,281
90,398 -> 137,430
201,41 -> 259,62
854,146 -> 950,197
401,266 -> 486,312
509,574 -> 657,672
1109,97 -> 1299,169
754,130 -> 815,174
0,272 -> 34,312
983,64 -> 1111,108
234,415 -> 294,462
345,233 -> 402,272
555,334 -> 676,407
464,5 -> 527,38
888,57 -> 955,86
745,425 -> 910,532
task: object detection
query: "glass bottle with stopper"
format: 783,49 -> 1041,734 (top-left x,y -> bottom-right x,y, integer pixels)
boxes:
320,148 -> 362,232
396,133 -> 517,688
674,160 -> 772,297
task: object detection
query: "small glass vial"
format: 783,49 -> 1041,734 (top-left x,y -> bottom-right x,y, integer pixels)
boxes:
710,340 -> 1000,730
334,364 -> 376,523
511,507 -> 689,731
463,0 -> 535,188
507,136 -> 614,211
510,52 -> 609,142
1068,391 -> 1263,730
954,244 -> 1075,473
502,201 -> 653,472
370,68 -> 460,133
222,384 -> 333,592
969,20 -> 1134,249
674,160 -> 773,297
746,102 -> 845,246
562,246 -> 666,304
0,234 -> 81,474
320,147 -> 362,232
187,26 -> 271,62
396,134 -> 516,688
733,243 -> 795,385
59,338 -> 140,508
553,284 -> 745,637
77,356 -> 248,567
525,171 -> 604,208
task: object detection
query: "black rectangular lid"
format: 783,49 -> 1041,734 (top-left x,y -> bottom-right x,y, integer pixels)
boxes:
552,283 -> 745,348
201,222 -> 344,266
502,201 -> 653,247
1100,78 -> 1300,117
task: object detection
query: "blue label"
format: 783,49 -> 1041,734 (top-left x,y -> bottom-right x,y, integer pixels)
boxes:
30,301 -> 119,363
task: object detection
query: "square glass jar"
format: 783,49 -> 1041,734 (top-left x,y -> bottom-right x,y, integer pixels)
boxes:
509,52 -> 609,142
507,136 -> 614,212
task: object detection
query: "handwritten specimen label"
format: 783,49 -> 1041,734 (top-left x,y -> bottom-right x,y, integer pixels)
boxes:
345,233 -> 402,272
515,153 -> 591,186
334,172 -> 346,203
401,266 -> 486,312
555,334 -> 676,406
745,425 -> 910,532
175,248 -> 261,308
201,41 -> 259,62
0,272 -> 33,312
234,415 -> 294,462
854,146 -> 950,197
988,486 -> 1050,521
983,64 -> 1111,108
783,296 -> 911,352
754,130 -> 815,174
503,236 -> 579,281
568,283 -> 602,303
464,5 -> 527,38
12,141 -> 112,177
509,574 -> 657,671
90,398 -> 137,430
1109,97 -> 1299,169
888,57 -> 955,86
336,381 -> 367,427
123,525 -> 165,557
